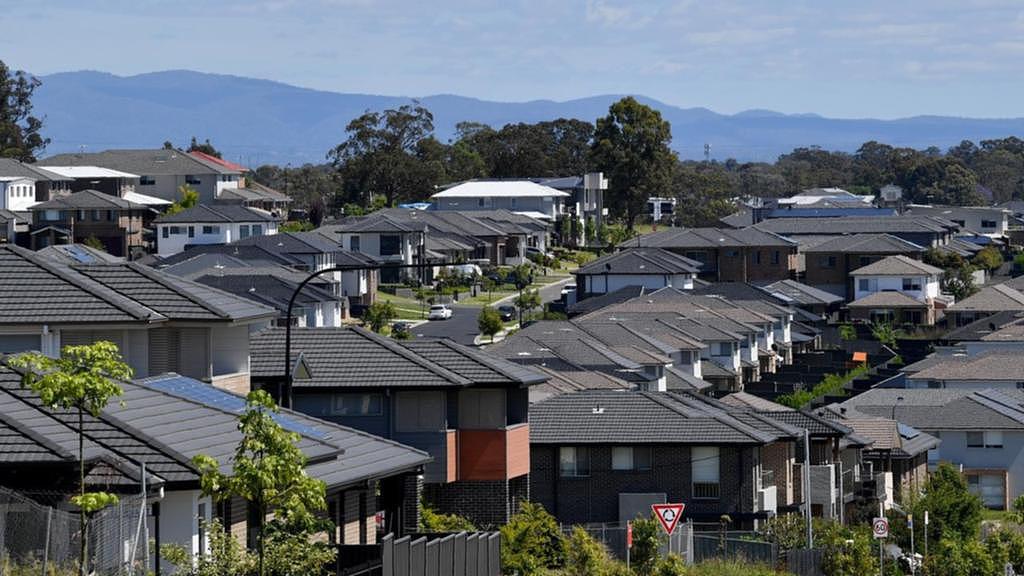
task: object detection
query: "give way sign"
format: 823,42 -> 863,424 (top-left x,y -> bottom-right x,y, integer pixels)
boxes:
651,503 -> 685,535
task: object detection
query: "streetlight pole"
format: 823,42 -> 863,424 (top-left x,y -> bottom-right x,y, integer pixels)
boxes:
283,260 -> 449,408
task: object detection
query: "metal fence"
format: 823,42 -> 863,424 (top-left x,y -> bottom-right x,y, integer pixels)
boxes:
0,486 -> 149,575
562,521 -> 692,562
691,533 -> 777,566
338,532 -> 501,576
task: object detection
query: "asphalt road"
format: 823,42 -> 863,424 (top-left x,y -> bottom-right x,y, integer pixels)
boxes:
412,277 -> 574,345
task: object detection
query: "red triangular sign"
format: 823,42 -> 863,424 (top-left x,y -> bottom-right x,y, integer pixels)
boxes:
651,503 -> 685,535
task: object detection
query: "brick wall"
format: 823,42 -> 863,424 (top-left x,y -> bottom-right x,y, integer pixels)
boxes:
423,475 -> 528,529
763,442 -> 795,506
717,247 -> 795,283
530,444 -> 757,525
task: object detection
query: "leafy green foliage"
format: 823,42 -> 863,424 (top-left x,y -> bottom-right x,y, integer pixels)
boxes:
514,288 -> 541,320
630,515 -> 664,576
562,526 -> 617,576
777,365 -> 867,409
759,513 -> 807,551
0,60 -> 49,162
278,220 -> 315,233
817,521 -> 877,576
419,503 -> 476,533
193,390 -> 331,575
871,322 -> 898,348
942,265 -> 978,301
187,137 -> 222,158
71,492 -> 119,514
916,462 -> 983,543
82,235 -> 106,252
362,300 -> 397,333
590,96 -> 676,227
925,537 -> 996,576
164,184 -> 200,216
477,307 -> 503,342
162,519 -> 254,576
838,323 -> 857,342
499,502 -> 566,576
652,554 -> 688,576
972,246 -> 1004,272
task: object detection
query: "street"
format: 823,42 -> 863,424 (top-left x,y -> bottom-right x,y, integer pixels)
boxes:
412,277 -> 574,345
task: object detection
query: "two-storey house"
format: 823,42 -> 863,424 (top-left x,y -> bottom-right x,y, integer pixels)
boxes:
28,190 -> 152,257
628,227 -> 798,283
250,327 -> 548,527
801,233 -> 926,299
431,180 -> 570,222
847,255 -> 944,325
574,248 -> 701,298
154,203 -> 280,256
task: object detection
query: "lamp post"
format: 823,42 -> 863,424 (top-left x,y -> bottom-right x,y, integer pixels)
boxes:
283,260 -> 449,408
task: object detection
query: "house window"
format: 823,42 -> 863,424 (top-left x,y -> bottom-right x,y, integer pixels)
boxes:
820,256 -> 837,268
714,342 -> 732,356
107,210 -> 115,221
44,210 -> 59,221
612,446 -> 653,472
510,197 -> 517,209
477,197 -> 492,208
726,250 -> 740,258
93,210 -> 102,221
458,388 -> 506,429
981,220 -> 997,229
239,225 -> 251,239
188,226 -> 195,238
77,210 -> 86,221
140,176 -> 156,186
394,391 -> 444,433
858,279 -> 870,292
902,278 -> 922,291
202,225 -> 220,234
771,251 -> 780,265
380,235 -> 401,256
186,175 -> 201,185
559,447 -> 590,477
692,446 -> 720,499
331,393 -> 383,416
197,501 -> 207,553
168,226 -> 183,235
251,224 -> 263,236
161,227 -> 169,239
967,431 -> 1003,448
753,251 -> 761,264
350,236 -> 361,252
967,473 -> 1006,509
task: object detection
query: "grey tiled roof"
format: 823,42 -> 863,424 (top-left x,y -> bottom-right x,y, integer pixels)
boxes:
0,158 -> 70,181
251,327 -> 541,388
943,311 -> 1024,342
31,189 -> 149,211
839,388 -> 1024,430
0,246 -> 275,325
720,392 -> 793,412
627,227 -> 796,249
43,149 -> 239,176
949,284 -> 1024,312
847,291 -> 928,308
908,350 -> 1024,382
758,410 -> 851,437
154,203 -> 278,224
801,234 -> 925,254
756,215 -> 957,236
529,390 -> 785,445
760,279 -> 844,306
849,255 -> 942,277
567,285 -> 650,316
577,248 -> 702,275
36,244 -> 124,264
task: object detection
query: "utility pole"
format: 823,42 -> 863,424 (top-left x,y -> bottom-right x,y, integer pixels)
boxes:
803,428 -> 813,548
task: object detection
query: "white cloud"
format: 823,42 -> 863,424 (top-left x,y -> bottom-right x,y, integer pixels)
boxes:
584,0 -> 650,29
686,27 -> 796,47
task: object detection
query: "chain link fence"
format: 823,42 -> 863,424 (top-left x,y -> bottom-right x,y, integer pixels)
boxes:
562,521 -> 692,562
0,486 -> 149,575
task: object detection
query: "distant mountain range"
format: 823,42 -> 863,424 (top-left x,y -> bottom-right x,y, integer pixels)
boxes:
31,69 -> 1024,167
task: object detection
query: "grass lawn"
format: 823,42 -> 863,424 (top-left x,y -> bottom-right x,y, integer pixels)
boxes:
460,290 -> 518,306
374,291 -> 425,310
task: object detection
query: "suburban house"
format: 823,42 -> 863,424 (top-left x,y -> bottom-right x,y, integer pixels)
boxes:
760,279 -> 846,322
842,388 -> 1024,510
755,215 -> 959,248
0,245 -> 276,393
533,173 -> 608,247
628,227 -> 799,283
44,148 -> 244,203
946,282 -> 1024,327
800,233 -> 927,299
0,158 -> 72,206
0,362 -> 431,566
846,255 -> 945,325
187,271 -> 343,328
324,213 -> 426,284
0,176 -> 41,212
186,151 -> 292,215
721,189 -> 888,227
574,247 -> 702,297
0,209 -> 23,244
906,204 -> 1012,238
28,189 -> 153,257
529,389 -> 801,528
249,327 -> 548,527
900,349 -> 1024,390
154,204 -> 280,256
430,180 -> 570,221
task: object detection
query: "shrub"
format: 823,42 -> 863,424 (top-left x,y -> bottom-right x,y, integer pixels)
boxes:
562,526 -> 618,576
925,537 -> 995,576
973,246 -> 1004,272
500,502 -> 566,575
630,515 -> 664,576
419,503 -> 476,533
917,462 -> 983,543
653,554 -> 687,576
363,300 -> 397,333
817,521 -> 876,576
477,307 -> 503,342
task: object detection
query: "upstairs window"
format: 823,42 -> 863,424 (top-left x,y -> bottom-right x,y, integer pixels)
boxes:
820,256 -> 837,268
714,342 -> 732,356
251,224 -> 263,236
559,447 -> 590,477
380,235 -> 401,256
350,235 -> 361,253
202,225 -> 220,235
967,431 -> 1003,448
140,176 -> 156,186
331,393 -> 383,416
239,225 -> 251,239
902,277 -> 922,291
692,446 -> 720,499
612,446 -> 653,472
981,220 -> 997,229
185,175 -> 201,185
771,251 -> 780,265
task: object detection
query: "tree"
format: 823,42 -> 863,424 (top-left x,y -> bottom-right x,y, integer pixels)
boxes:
908,462 -> 983,548
187,137 -> 222,158
943,265 -> 978,301
972,246 -> 1003,272
477,307 -> 503,342
563,526 -> 620,576
193,390 -> 332,576
630,515 -> 664,576
514,288 -> 541,321
8,342 -> 132,576
0,59 -> 49,162
363,300 -> 397,333
590,97 -> 675,227
925,537 -> 996,576
328,104 -> 442,207
500,502 -> 565,575
870,322 -> 897,348
817,521 -> 876,576
83,235 -> 106,252
164,184 -> 200,215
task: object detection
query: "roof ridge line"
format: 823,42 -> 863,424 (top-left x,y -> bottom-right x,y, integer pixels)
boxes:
350,327 -> 472,386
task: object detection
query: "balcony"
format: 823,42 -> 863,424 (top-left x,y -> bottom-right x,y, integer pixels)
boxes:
456,423 -> 529,481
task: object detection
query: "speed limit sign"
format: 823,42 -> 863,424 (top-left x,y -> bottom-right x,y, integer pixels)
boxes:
872,517 -> 889,539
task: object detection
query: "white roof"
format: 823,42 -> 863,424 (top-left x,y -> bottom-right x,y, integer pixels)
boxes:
123,190 -> 172,206
37,165 -> 139,179
431,181 -> 570,199
515,210 -> 553,221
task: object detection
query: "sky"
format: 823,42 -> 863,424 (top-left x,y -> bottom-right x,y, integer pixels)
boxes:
3,0 -> 1024,119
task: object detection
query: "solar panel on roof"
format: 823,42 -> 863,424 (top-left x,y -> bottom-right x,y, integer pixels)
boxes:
143,375 -> 329,440
897,423 -> 919,439
67,245 -> 95,264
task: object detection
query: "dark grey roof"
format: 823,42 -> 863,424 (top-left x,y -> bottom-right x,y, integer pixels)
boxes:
628,227 -> 797,249
36,244 -> 124,265
943,311 -> 1024,342
43,149 -> 240,176
756,215 -> 957,236
578,248 -> 702,276
758,410 -> 851,437
840,388 -> 1024,431
847,292 -> 929,308
801,234 -> 926,254
0,246 -> 275,325
0,158 -> 70,181
251,327 -> 543,388
154,203 -> 278,224
949,284 -> 1024,312
567,285 -> 651,316
193,274 -> 336,312
218,184 -> 292,204
155,243 -> 304,269
529,390 -> 787,445
849,255 -> 943,277
719,210 -> 754,228
31,189 -> 149,211
760,279 -> 844,306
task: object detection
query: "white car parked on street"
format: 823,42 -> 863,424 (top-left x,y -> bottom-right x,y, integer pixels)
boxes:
427,304 -> 453,320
